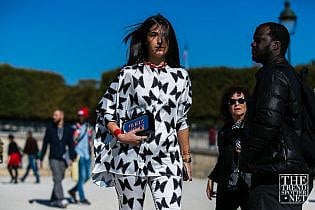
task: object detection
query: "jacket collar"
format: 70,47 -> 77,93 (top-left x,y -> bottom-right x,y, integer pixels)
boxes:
255,55 -> 288,79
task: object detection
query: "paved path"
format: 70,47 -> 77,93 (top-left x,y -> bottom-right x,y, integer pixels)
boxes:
0,176 -> 315,210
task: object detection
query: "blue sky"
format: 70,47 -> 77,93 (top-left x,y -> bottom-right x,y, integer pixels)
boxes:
1,0 -> 314,85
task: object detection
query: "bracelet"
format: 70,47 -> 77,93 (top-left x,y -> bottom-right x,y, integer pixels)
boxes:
113,128 -> 122,137
182,156 -> 192,163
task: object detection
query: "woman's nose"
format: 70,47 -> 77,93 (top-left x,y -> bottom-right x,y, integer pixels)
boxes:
157,36 -> 163,44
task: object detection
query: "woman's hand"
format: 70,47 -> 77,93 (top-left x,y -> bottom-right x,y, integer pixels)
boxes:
183,162 -> 193,181
206,178 -> 216,200
117,127 -> 147,145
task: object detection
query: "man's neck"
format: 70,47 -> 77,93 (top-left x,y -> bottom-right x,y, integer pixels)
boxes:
263,54 -> 286,66
57,121 -> 64,128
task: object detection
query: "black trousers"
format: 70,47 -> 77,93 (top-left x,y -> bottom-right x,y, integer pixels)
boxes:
7,166 -> 18,182
216,181 -> 249,210
248,184 -> 302,210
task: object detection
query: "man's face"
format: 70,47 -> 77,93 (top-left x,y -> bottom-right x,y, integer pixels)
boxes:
78,115 -> 85,123
53,110 -> 63,124
251,26 -> 273,64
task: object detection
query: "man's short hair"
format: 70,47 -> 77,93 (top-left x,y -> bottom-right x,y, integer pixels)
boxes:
258,22 -> 290,56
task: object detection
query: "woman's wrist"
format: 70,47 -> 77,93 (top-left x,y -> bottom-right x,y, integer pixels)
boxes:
182,153 -> 192,163
116,133 -> 124,141
113,128 -> 123,137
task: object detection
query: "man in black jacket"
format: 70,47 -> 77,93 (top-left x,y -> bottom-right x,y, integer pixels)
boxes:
240,22 -> 309,210
39,109 -> 76,208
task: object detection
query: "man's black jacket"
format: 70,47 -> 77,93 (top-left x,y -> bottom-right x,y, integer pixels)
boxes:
40,122 -> 76,162
240,56 -> 308,180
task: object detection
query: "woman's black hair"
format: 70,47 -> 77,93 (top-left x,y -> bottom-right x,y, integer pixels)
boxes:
220,86 -> 250,123
123,14 -> 180,67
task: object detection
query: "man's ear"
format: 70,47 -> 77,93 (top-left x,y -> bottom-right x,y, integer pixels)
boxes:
271,41 -> 281,51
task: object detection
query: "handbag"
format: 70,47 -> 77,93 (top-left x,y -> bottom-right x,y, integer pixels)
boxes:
70,156 -> 79,182
122,112 -> 155,136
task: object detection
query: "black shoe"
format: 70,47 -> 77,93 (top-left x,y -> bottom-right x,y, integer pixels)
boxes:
68,190 -> 77,203
80,199 -> 91,205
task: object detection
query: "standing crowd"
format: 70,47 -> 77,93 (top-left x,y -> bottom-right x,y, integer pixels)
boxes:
1,14 -> 315,210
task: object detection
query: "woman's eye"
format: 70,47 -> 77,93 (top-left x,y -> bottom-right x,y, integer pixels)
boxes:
149,32 -> 158,37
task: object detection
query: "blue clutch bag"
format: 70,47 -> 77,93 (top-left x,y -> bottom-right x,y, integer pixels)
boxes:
122,112 -> 154,136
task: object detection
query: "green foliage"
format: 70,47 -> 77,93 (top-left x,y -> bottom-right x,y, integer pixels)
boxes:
99,68 -> 120,93
0,64 -> 99,122
62,84 -> 100,122
0,64 -> 65,120
188,66 -> 256,124
1,63 -> 315,125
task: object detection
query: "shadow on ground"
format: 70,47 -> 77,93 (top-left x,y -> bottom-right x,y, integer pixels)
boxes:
28,198 -> 73,208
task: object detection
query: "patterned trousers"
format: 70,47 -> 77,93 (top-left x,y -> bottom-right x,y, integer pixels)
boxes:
113,174 -> 182,210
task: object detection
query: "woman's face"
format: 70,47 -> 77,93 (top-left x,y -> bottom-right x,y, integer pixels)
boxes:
229,92 -> 247,121
146,24 -> 169,63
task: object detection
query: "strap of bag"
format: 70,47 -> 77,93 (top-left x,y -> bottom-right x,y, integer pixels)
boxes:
75,124 -> 88,145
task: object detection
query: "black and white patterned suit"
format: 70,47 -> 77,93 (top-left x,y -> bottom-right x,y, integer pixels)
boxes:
92,63 -> 192,210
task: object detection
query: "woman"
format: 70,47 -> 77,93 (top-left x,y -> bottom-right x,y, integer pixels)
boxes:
206,87 -> 251,210
92,14 -> 192,210
7,134 -> 22,184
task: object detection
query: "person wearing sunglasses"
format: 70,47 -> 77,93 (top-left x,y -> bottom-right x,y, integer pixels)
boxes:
206,86 -> 251,210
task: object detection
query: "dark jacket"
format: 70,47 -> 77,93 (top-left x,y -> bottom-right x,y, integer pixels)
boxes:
40,123 -> 76,161
23,137 -> 39,155
209,122 -> 249,189
241,56 -> 308,183
8,142 -> 19,155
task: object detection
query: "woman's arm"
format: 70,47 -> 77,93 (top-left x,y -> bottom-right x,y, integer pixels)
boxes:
178,128 -> 192,181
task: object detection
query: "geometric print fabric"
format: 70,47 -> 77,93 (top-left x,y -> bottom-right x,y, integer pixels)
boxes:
113,174 -> 182,210
92,63 -> 192,188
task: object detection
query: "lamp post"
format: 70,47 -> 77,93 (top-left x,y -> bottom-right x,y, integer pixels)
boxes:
279,0 -> 297,64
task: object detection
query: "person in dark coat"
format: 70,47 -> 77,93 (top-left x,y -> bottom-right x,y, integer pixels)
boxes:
39,109 -> 76,208
240,22 -> 309,210
20,130 -> 40,183
206,86 -> 250,210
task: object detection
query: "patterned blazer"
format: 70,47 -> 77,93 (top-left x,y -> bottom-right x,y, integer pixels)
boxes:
92,63 -> 192,187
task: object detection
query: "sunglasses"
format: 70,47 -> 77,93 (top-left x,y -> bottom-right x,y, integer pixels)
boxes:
228,98 -> 246,105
